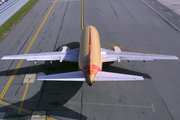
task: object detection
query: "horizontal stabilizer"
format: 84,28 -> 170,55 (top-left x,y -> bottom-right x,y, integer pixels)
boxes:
37,71 -> 86,81
94,71 -> 144,81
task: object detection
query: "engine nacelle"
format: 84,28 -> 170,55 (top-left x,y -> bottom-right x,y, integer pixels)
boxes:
101,51 -> 107,58
59,46 -> 70,52
110,46 -> 121,52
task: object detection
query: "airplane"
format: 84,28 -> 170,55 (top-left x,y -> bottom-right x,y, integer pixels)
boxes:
1,25 -> 179,86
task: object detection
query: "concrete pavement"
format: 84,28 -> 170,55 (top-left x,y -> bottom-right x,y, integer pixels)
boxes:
0,0 -> 180,119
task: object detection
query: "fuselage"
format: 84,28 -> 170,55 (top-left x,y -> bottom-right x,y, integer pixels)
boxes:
79,26 -> 102,85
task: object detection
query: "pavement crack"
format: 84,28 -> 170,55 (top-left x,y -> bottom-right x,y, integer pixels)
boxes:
60,3 -> 64,9
120,2 -> 139,24
33,21 -> 39,29
15,84 -> 23,96
37,41 -> 41,50
160,97 -> 174,120
48,26 -> 51,32
109,3 -> 118,18
80,90 -> 83,120
41,3 -> 52,17
49,12 -> 55,23
6,60 -> 15,76
53,1 -> 69,51
36,81 -> 46,109
17,30 -> 34,55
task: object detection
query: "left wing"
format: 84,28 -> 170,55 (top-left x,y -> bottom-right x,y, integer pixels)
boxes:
1,48 -> 79,62
101,47 -> 179,62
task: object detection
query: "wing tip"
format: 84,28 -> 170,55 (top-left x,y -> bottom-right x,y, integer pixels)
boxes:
1,56 -> 8,60
173,56 -> 179,60
94,71 -> 144,81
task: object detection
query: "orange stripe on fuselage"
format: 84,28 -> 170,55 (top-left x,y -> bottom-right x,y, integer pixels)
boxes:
80,64 -> 101,76
89,28 -> 93,74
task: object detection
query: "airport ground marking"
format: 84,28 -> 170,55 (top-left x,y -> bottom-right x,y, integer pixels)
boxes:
0,100 -> 32,114
151,103 -> 156,112
81,0 -> 84,30
142,0 -> 180,31
0,0 -> 57,113
70,101 -> 155,112
18,79 -> 30,114
0,100 -> 56,120
0,59 -> 23,100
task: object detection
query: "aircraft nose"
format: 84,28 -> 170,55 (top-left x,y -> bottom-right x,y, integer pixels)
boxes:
86,75 -> 94,86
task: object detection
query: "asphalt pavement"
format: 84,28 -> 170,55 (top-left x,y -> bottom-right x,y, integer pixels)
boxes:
0,0 -> 180,119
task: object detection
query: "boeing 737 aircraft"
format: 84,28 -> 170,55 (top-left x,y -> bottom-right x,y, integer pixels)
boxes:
1,26 -> 179,85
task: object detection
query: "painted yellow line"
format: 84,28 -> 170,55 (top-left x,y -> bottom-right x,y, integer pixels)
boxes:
0,0 -> 57,100
0,100 -> 32,114
25,78 -> 35,79
151,103 -> 156,112
18,79 -> 30,114
0,100 -> 56,119
81,0 -> 84,30
100,41 -> 159,54
0,59 -> 23,99
24,0 -> 57,54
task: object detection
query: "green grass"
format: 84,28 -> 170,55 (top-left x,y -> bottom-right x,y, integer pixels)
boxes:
0,0 -> 39,41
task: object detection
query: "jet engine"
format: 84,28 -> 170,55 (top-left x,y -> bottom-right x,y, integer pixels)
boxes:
110,46 -> 121,52
59,46 -> 70,52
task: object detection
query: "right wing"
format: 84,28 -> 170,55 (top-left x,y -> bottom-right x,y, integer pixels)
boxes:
101,47 -> 179,62
1,48 -> 79,62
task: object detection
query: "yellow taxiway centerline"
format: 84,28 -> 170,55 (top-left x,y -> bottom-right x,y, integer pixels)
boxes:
0,0 -> 57,115
81,0 -> 84,30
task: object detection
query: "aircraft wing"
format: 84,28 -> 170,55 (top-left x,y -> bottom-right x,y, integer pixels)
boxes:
101,47 -> 179,62
1,48 -> 79,62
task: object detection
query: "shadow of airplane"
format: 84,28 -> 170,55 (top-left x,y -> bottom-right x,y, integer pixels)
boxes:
0,62 -> 151,119
0,81 -> 86,120
0,42 -> 151,119
0,42 -> 87,119
102,63 -> 152,79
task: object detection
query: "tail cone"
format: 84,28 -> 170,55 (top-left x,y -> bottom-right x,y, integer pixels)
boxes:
86,75 -> 94,86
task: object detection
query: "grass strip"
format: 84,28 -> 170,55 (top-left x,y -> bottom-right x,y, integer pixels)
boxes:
0,0 -> 39,41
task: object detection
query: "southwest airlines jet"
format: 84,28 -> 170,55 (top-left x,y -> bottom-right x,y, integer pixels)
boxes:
1,26 -> 178,86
